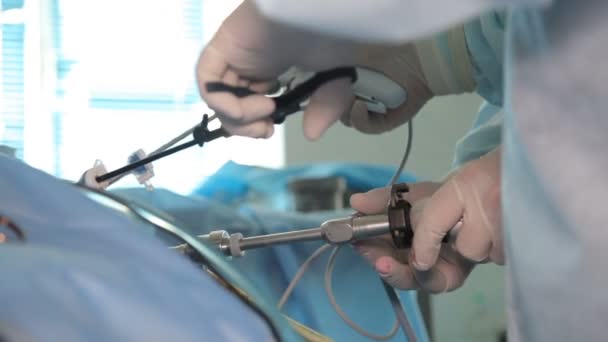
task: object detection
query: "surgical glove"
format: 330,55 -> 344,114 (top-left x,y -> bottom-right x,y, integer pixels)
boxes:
351,182 -> 475,293
196,0 -> 356,140
413,147 -> 503,271
197,1 -> 477,140
342,23 -> 478,135
341,43 -> 433,134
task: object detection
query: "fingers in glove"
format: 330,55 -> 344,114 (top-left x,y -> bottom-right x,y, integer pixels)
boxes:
353,235 -> 408,266
197,46 -> 276,123
455,151 -> 503,264
220,118 -> 274,138
222,69 -> 241,86
350,187 -> 390,215
411,178 -> 465,271
302,78 -> 354,141
340,100 -> 367,128
375,256 -> 419,290
350,182 -> 441,215
412,252 -> 475,293
453,191 -> 493,263
249,80 -> 277,93
480,182 -> 505,264
348,103 -> 416,134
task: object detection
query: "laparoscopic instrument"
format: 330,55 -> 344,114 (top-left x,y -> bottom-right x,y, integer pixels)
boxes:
79,66 -> 407,191
75,65 -> 453,341
188,183 -> 452,258
175,182 -> 456,342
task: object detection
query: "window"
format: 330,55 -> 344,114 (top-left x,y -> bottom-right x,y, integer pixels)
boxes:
9,0 -> 284,195
0,0 -> 25,158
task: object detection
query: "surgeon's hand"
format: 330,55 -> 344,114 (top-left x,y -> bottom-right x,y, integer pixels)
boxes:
196,0 -> 357,140
342,43 -> 433,134
196,1 -> 440,140
351,147 -> 502,293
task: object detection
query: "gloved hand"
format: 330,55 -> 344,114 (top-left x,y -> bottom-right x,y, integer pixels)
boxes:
343,23 -> 479,135
197,1 -> 476,140
351,147 -> 502,293
341,43 -> 433,134
197,0 -> 474,140
196,0 -> 357,140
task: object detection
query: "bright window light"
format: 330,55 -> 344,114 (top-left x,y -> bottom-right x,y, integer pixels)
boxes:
21,0 -> 284,195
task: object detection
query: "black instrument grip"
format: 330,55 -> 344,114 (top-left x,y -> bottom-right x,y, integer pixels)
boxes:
206,83 -> 256,98
205,67 -> 358,124
388,183 -> 450,249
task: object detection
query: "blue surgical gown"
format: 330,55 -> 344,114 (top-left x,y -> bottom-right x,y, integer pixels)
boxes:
255,1 -> 608,341
434,3 -> 608,341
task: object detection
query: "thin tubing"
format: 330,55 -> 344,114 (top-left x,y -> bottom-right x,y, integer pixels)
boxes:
277,243 -> 400,340
389,120 -> 413,185
325,246 -> 399,341
277,244 -> 333,310
381,281 -> 417,342
278,119 -> 417,341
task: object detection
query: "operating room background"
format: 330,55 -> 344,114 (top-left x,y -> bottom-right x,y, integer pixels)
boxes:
0,0 -> 505,340
284,94 -> 506,342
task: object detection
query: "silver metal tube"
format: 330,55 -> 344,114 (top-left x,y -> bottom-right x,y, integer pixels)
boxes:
351,214 -> 390,240
238,228 -> 323,251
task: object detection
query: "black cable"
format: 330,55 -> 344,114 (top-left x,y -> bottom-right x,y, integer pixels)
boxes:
389,121 -> 413,185
206,67 -> 358,124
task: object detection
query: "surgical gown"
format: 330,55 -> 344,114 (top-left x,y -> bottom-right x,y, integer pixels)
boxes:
254,0 -> 608,340
505,2 -> 608,340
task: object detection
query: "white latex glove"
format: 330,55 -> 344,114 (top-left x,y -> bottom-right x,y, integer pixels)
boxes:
351,182 -> 475,293
413,147 -> 503,268
351,147 -> 502,292
196,0 -> 356,140
196,1 -> 446,140
341,43 -> 433,134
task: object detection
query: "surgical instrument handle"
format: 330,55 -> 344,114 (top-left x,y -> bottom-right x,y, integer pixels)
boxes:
93,68 -> 358,186
206,214 -> 392,257
95,116 -> 227,183
200,183 -> 451,257
351,214 -> 391,240
271,67 -> 357,124
206,67 -> 358,124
